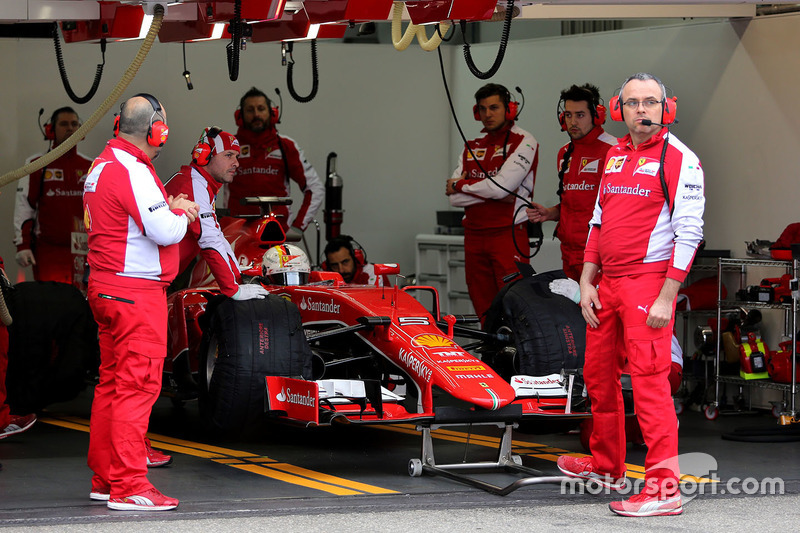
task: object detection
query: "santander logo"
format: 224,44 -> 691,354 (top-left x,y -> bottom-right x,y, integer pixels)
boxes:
276,387 -> 315,407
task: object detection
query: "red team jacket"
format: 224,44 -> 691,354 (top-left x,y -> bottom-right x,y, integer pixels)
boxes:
585,129 -> 705,283
165,165 -> 242,297
14,146 -> 92,251
82,138 -> 190,288
448,122 -> 539,228
224,127 -> 323,230
555,127 -> 617,258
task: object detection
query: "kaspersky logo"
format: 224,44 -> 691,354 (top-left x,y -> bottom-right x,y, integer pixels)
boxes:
412,334 -> 456,348
276,387 -> 315,407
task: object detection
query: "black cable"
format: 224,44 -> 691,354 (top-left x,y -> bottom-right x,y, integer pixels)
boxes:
52,23 -> 105,104
274,88 -> 283,123
435,22 -> 456,42
436,39 -> 535,260
286,40 -> 319,103
461,0 -> 515,80
182,41 -> 193,90
226,0 -> 242,82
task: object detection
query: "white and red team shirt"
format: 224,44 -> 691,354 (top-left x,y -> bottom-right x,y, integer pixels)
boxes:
165,164 -> 242,297
222,127 -> 323,230
13,146 -> 92,251
585,129 -> 705,283
82,138 -> 190,288
554,127 -> 617,256
351,263 -> 389,286
448,122 -> 538,228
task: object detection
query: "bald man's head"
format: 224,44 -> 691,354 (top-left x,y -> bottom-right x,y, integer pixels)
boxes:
118,95 -> 166,139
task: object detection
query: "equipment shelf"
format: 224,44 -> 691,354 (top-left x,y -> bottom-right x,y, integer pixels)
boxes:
708,257 -> 799,422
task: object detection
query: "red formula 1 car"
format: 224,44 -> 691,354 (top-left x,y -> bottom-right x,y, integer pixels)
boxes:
164,198 -> 588,493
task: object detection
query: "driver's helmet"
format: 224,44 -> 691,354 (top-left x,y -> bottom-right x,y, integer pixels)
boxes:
261,244 -> 310,285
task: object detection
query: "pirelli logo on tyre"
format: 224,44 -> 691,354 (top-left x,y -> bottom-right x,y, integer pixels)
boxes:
446,365 -> 486,372
412,334 -> 456,349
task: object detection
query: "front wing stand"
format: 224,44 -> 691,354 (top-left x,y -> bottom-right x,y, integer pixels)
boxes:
408,419 -> 570,496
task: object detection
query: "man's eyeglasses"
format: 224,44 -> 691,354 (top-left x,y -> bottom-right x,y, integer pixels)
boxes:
622,99 -> 662,109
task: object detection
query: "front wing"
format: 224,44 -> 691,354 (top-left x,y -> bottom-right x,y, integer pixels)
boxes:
264,375 -> 590,427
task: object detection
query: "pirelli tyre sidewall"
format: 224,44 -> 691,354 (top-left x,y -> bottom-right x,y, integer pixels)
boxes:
484,270 -> 586,379
198,294 -> 313,434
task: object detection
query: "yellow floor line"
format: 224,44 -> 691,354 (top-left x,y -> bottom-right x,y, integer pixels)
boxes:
40,415 -> 398,495
230,464 -> 364,496
267,463 -> 398,494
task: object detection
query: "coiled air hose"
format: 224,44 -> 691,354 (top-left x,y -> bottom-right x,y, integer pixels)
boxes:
286,40 -> 319,103
391,1 -> 451,52
53,23 -> 106,104
0,4 -> 165,190
462,0 -> 516,79
226,0 -> 243,81
0,284 -> 11,326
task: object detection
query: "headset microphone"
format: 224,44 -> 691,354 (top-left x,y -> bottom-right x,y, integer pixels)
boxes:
37,108 -> 47,139
274,88 -> 283,124
641,118 -> 679,127
514,86 -> 525,119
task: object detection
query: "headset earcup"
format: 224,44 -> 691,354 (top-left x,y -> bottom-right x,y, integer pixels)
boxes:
662,96 -> 678,125
44,122 -> 55,141
234,109 -> 243,128
148,120 -> 169,147
609,96 -> 623,122
558,112 -> 567,131
472,104 -> 480,121
595,104 -> 607,126
506,101 -> 519,122
192,142 -> 212,166
353,249 -> 365,267
113,115 -> 120,137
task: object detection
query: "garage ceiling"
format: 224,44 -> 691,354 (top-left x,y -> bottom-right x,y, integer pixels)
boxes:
1,1 -> 797,41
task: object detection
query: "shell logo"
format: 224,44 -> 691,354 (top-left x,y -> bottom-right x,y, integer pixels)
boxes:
412,334 -> 456,348
83,206 -> 92,233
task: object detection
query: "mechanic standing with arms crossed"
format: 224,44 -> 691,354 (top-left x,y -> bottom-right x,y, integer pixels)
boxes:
556,73 -> 704,517
14,106 -> 92,284
222,87 -> 323,241
446,83 -> 538,323
526,84 -> 616,282
83,94 -> 198,511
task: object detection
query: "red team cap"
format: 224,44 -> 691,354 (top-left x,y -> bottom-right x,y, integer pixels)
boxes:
192,127 -> 240,166
208,129 -> 240,155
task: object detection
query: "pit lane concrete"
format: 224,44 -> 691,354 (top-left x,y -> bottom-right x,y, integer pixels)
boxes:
1,388 -> 799,532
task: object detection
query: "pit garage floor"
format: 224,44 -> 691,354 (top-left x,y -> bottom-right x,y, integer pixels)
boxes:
1,387 -> 799,533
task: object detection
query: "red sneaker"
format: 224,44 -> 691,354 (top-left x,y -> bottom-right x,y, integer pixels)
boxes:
557,455 -> 626,490
145,437 -> 173,468
90,487 -> 110,501
107,488 -> 179,511
0,413 -> 37,440
609,491 -> 683,517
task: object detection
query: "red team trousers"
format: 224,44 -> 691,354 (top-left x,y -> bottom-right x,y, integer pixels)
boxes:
464,223 -> 529,321
87,280 -> 167,497
583,272 -> 679,490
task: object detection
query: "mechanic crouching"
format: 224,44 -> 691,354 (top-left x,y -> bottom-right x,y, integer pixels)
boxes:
323,235 -> 389,286
165,126 -> 269,301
